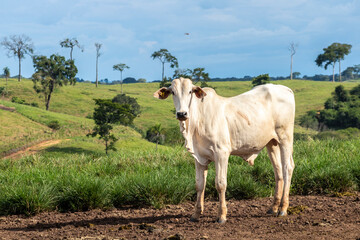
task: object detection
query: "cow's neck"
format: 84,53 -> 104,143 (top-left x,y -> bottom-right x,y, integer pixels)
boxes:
180,95 -> 201,155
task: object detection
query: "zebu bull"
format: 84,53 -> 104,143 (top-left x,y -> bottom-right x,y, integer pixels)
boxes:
154,78 -> 295,223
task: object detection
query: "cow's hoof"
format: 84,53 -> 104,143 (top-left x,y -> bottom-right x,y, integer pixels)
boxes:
190,216 -> 199,222
266,208 -> 278,216
277,211 -> 287,217
216,218 -> 226,224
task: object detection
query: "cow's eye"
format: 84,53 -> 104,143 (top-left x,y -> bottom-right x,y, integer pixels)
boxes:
189,91 -> 192,94
171,91 -> 175,95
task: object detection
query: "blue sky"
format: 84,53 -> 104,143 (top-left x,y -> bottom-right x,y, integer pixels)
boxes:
0,0 -> 359,82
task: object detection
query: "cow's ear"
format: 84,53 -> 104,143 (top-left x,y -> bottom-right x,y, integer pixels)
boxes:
153,87 -> 171,99
192,86 -> 207,99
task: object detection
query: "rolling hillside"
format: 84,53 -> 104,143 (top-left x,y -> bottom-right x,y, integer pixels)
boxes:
1,77 -> 359,155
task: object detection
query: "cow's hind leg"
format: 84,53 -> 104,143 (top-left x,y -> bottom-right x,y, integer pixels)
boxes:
190,160 -> 208,222
266,139 -> 284,216
214,153 -> 229,224
278,138 -> 294,217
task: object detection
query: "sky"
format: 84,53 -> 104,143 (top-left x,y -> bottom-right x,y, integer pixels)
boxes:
0,0 -> 359,82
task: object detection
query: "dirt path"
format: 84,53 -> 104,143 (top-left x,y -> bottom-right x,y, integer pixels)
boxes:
3,139 -> 63,160
0,194 -> 359,239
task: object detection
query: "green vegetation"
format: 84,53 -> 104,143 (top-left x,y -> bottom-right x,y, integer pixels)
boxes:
32,54 -> 77,110
88,98 -> 137,154
300,84 -> 360,130
0,139 -> 359,215
1,77 -> 360,216
252,74 -> 270,87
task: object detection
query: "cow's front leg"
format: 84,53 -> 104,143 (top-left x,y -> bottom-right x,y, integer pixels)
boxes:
191,160 -> 208,222
215,154 -> 229,224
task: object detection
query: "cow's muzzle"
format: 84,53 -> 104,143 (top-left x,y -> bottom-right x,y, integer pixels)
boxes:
176,112 -> 188,121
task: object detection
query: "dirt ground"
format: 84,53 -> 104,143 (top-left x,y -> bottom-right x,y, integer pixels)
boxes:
0,194 -> 359,240
3,139 -> 64,160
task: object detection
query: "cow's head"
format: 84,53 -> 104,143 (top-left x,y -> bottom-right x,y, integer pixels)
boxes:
153,78 -> 207,121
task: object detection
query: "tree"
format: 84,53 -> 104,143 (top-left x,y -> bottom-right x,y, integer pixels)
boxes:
146,124 -> 164,150
342,67 -> 355,81
173,67 -> 211,87
292,72 -> 301,79
252,74 -> 270,87
1,35 -> 34,82
353,64 -> 360,78
112,93 -> 141,118
94,43 -> 102,88
32,54 -> 77,110
192,67 -> 210,87
113,63 -> 129,94
137,78 -> 146,83
3,67 -> 10,87
315,43 -> 352,82
288,42 -> 298,80
88,99 -> 135,154
60,38 -> 84,61
173,68 -> 192,79
151,49 -> 178,84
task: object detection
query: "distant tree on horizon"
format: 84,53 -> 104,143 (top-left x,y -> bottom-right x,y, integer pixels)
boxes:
60,38 -> 84,61
95,42 -> 102,88
151,49 -> 178,86
113,63 -> 130,94
252,74 -> 270,87
3,67 -> 10,87
288,42 -> 298,80
173,67 -> 210,87
1,35 -> 34,82
292,72 -> 301,79
32,54 -> 77,110
315,43 -> 352,82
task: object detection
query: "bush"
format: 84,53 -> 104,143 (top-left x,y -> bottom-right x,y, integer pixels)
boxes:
163,126 -> 184,146
252,74 -> 270,87
11,96 -> 26,104
112,94 -> 141,118
145,124 -> 165,145
317,84 -> 360,129
47,120 -> 61,130
30,102 -> 39,107
299,110 -> 319,130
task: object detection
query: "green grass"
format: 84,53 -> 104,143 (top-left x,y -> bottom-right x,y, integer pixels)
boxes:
0,139 -> 359,215
1,77 -> 360,216
2,77 -> 359,132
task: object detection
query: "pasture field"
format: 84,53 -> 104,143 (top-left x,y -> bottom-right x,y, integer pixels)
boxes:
0,138 -> 359,216
0,78 -> 359,216
1,78 -> 360,238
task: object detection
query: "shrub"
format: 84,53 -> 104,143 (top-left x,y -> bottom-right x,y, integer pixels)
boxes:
163,126 -> 184,146
11,96 -> 26,104
47,120 -> 61,130
252,74 -> 270,87
112,94 -> 141,118
30,102 -> 39,107
299,110 -> 319,130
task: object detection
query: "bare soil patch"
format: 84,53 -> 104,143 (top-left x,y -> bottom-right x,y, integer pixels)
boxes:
3,139 -> 63,160
0,194 -> 359,239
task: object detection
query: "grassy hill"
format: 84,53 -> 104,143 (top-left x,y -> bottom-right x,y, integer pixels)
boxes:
1,77 -> 359,154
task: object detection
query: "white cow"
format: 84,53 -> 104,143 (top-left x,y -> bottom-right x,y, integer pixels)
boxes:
154,78 -> 295,223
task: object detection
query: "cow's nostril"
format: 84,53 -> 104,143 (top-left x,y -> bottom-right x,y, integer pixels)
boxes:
176,112 -> 188,119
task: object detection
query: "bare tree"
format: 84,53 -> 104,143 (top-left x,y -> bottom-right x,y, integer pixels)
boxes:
1,35 -> 34,82
95,43 -> 102,88
60,38 -> 84,61
288,42 -> 298,80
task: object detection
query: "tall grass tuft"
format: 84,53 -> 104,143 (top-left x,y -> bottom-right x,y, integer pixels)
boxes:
0,139 -> 359,216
